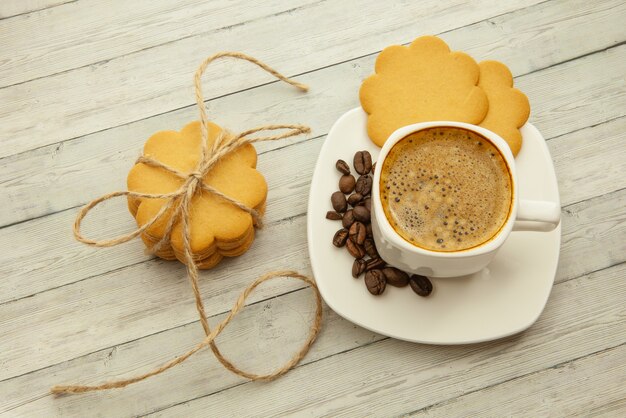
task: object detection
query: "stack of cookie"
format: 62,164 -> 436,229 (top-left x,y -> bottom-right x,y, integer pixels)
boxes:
360,35 -> 530,156
127,121 -> 267,269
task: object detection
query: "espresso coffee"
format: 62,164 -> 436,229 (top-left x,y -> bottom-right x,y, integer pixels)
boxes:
380,127 -> 512,252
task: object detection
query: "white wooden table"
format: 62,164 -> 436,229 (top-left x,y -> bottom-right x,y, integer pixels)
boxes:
1,1 -> 625,416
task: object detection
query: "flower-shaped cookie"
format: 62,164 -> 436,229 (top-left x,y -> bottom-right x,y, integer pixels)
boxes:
360,35 -> 489,147
478,60 -> 530,156
127,121 -> 267,268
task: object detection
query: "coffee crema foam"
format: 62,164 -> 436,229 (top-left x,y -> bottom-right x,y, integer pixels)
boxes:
380,127 -> 513,252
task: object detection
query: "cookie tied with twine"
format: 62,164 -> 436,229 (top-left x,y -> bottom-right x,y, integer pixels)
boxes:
52,52 -> 322,395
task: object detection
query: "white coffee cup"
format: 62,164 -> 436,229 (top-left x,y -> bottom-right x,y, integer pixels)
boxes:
371,121 -> 560,278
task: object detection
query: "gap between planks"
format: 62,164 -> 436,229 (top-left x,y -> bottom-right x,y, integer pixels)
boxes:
1,154 -> 625,309
1,0 -> 578,158
0,0 -> 75,20
2,39 -> 625,231
406,343 -> 626,417
1,186 -> 623,384
2,261 -> 624,416
133,263 -> 624,416
3,0 -> 621,162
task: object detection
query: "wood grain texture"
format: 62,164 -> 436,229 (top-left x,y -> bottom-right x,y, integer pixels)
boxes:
1,0 -> 625,416
1,262 -> 623,417
0,0 -> 316,87
411,344 -> 626,417
148,263 -> 626,417
2,45 -> 625,304
1,187 -> 624,387
2,0 -> 625,227
0,0 -> 546,158
0,0 -> 71,19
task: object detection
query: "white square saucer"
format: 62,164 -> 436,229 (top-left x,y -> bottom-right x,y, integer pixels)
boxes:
307,108 -> 561,344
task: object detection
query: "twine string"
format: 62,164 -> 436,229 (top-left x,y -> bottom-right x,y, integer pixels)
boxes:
52,52 -> 321,395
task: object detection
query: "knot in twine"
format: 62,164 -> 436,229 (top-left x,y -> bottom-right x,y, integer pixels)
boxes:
52,52 -> 322,395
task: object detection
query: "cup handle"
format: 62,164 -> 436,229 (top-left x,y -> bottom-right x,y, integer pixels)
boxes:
513,199 -> 561,232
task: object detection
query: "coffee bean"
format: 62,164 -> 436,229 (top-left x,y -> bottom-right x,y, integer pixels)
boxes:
352,258 -> 367,278
331,191 -> 347,213
363,152 -> 373,174
366,257 -> 386,271
409,274 -> 433,297
342,210 -> 355,228
372,162 -> 376,175
335,159 -> 350,175
332,228 -> 349,247
349,221 -> 367,245
346,239 -> 365,259
353,205 -> 370,223
366,223 -> 373,238
365,270 -> 386,295
363,238 -> 378,258
383,268 -> 409,287
355,175 -> 373,195
347,193 -> 363,207
326,211 -> 342,220
363,197 -> 372,212
354,150 -> 373,175
339,175 -> 356,194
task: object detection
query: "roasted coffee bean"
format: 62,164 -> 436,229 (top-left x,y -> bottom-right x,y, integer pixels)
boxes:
409,274 -> 433,296
346,239 -> 365,259
326,211 -> 343,220
383,267 -> 409,287
355,175 -> 373,195
349,221 -> 367,245
331,191 -> 347,213
363,238 -> 378,258
339,175 -> 356,194
372,162 -> 376,175
365,270 -> 386,295
366,257 -> 386,271
363,197 -> 372,212
347,193 -> 363,207
342,209 -> 355,228
354,150 -> 373,175
332,228 -> 349,247
353,205 -> 370,223
352,258 -> 367,278
366,223 -> 373,238
335,159 -> 350,175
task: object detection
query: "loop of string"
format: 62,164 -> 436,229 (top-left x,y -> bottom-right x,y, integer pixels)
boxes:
52,52 -> 321,395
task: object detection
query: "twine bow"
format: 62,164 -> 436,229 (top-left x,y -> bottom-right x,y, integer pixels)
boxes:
52,52 -> 322,395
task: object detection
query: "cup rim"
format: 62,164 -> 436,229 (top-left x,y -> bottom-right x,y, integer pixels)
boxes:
371,121 -> 518,258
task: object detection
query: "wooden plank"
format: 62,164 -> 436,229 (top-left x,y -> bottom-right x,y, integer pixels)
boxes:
410,344 -> 626,417
0,0 -> 70,19
2,83 -> 625,309
0,0 -> 549,158
0,2 -> 622,417
0,287 -> 383,416
1,107 -> 625,307
0,0 -> 315,87
549,116 -> 626,206
557,187 -> 626,283
1,0 -> 625,227
1,261 -> 623,417
0,214 -> 311,381
0,185 -> 623,383
148,264 -> 625,417
0,137 -> 322,305
588,399 -> 626,417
